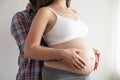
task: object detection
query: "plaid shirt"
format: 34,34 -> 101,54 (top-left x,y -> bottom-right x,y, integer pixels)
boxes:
11,4 -> 47,80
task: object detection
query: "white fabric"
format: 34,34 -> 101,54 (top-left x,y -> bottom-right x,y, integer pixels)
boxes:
43,7 -> 89,46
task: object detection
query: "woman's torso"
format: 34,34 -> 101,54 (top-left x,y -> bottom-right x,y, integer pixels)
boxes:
43,6 -> 95,75
44,38 -> 95,75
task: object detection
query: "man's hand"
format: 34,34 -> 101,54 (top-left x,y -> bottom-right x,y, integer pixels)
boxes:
93,49 -> 100,70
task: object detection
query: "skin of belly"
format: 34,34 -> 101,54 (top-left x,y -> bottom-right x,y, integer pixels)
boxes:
44,38 -> 96,75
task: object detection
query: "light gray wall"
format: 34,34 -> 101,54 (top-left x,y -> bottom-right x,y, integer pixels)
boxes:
71,0 -> 114,80
0,0 -> 28,80
0,0 -> 115,80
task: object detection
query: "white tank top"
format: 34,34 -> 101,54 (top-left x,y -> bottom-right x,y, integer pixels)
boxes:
43,7 -> 89,46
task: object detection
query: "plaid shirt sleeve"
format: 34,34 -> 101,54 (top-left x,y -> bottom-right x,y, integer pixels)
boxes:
11,12 -> 43,80
11,12 -> 29,54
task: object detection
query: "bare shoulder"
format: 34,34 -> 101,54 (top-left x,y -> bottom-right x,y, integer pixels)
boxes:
36,7 -> 52,17
38,7 -> 50,12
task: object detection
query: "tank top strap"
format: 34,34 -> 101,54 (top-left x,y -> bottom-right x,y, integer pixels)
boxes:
47,7 -> 58,17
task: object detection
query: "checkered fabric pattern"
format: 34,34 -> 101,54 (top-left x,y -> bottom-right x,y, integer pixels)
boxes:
11,4 -> 47,80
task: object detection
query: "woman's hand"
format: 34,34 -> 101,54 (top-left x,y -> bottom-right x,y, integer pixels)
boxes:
59,48 -> 86,71
93,49 -> 100,70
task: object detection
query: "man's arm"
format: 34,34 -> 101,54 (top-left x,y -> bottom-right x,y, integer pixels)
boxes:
11,12 -> 29,52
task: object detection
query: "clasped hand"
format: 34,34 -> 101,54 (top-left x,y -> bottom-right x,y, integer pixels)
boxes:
59,48 -> 100,71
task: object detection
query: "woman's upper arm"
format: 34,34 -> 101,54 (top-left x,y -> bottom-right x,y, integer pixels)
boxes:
25,7 -> 50,48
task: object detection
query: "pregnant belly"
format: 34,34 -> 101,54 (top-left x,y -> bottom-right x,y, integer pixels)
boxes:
44,38 -> 96,75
